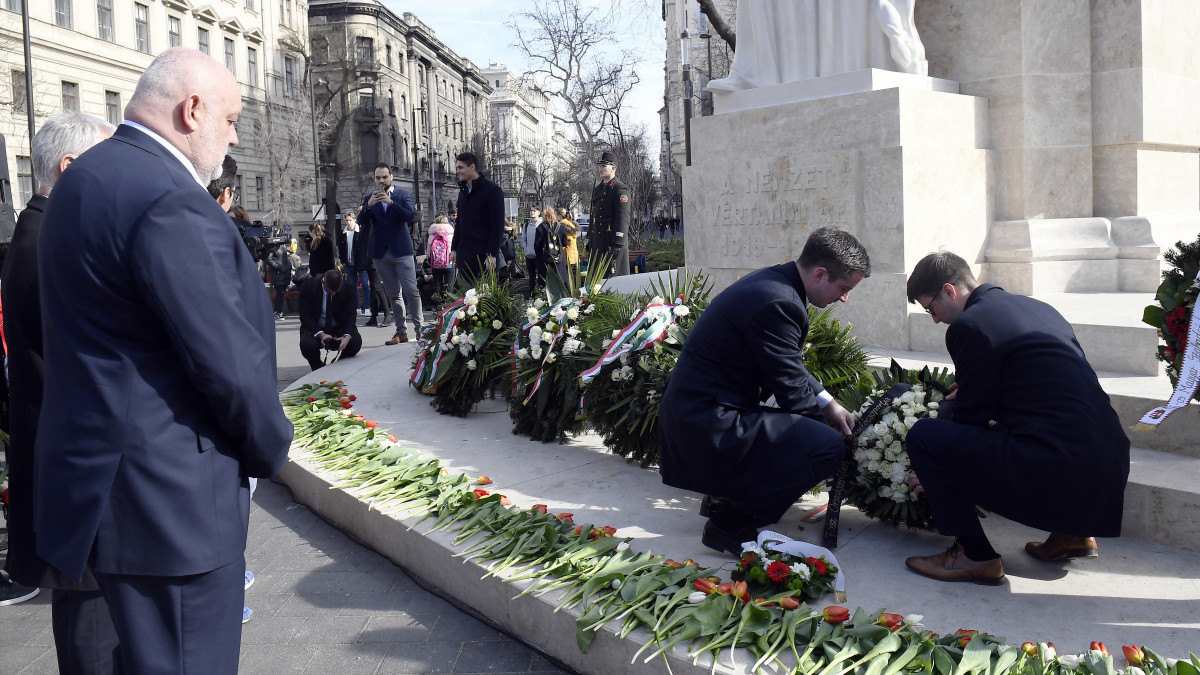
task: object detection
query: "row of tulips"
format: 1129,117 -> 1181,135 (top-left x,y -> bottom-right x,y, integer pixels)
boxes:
281,381 -> 1197,675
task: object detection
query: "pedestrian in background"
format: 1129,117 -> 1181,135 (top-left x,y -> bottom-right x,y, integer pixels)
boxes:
306,219 -> 336,275
450,152 -> 504,283
534,206 -> 567,290
559,208 -> 580,280
428,214 -> 455,307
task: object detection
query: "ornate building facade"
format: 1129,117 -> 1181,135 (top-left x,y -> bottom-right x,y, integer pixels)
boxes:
0,0 -> 316,226
307,1 -> 491,220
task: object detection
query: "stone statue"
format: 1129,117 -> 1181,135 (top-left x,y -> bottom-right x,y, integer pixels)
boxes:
708,0 -> 928,92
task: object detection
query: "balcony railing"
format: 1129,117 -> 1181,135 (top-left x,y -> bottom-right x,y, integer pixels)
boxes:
354,104 -> 384,124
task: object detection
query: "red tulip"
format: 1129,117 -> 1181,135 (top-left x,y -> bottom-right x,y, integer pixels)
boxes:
663,559 -> 684,568
476,476 -> 493,485
1089,642 -> 1109,657
955,629 -> 978,648
306,396 -> 316,402
877,613 -> 904,630
715,582 -> 733,595
387,435 -> 397,443
348,394 -> 356,401
340,388 -> 348,395
472,488 -> 489,499
531,504 -> 548,514
822,606 -> 850,624
353,415 -> 364,421
364,420 -> 377,428
499,495 -> 512,506
600,526 -> 618,537
1123,646 -> 1144,666
341,401 -> 353,409
779,596 -> 800,610
693,578 -> 717,594
320,380 -> 328,384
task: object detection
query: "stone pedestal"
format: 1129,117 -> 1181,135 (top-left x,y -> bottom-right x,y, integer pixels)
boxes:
712,69 -> 959,114
684,83 -> 991,352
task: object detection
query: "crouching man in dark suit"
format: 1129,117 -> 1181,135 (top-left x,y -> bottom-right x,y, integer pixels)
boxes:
36,48 -> 293,673
658,227 -> 870,555
299,268 -> 362,370
903,252 -> 1129,585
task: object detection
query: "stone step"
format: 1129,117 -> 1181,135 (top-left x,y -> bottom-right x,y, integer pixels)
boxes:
1124,446 -> 1200,555
869,349 -> 1200,458
906,290 -> 1162,376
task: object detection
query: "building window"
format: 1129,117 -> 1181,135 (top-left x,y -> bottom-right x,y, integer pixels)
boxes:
398,53 -> 404,74
97,0 -> 113,41
61,81 -> 78,113
386,44 -> 393,69
224,38 -> 235,74
283,56 -> 296,97
255,176 -> 263,209
355,37 -> 373,64
2,0 -> 18,11
281,0 -> 292,26
359,89 -> 374,112
495,79 -> 499,87
198,28 -> 209,54
168,16 -> 181,47
133,3 -> 149,53
10,70 -> 26,114
54,0 -> 71,28
105,90 -> 120,125
247,48 -> 258,87
16,157 -> 32,205
235,174 -> 243,202
245,0 -> 254,9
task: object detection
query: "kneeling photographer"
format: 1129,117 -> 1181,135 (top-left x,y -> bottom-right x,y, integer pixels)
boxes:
298,268 -> 362,371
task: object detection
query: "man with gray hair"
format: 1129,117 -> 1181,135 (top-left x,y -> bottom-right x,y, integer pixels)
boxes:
1,112 -> 119,673
36,48 -> 292,671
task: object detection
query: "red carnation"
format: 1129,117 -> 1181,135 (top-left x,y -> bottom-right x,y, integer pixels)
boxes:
807,556 -> 827,575
740,552 -> 759,568
766,561 -> 791,583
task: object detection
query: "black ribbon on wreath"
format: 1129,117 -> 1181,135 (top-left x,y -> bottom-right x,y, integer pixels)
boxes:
821,361 -> 952,549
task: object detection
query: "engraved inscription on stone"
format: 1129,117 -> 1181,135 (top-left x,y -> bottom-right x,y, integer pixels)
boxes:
690,152 -> 860,268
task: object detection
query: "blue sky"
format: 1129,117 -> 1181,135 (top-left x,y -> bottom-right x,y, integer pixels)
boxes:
379,0 -> 665,159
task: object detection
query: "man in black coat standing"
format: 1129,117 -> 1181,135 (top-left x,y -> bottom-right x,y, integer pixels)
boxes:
298,269 -> 362,370
451,152 -> 504,284
1,112 -> 120,672
903,252 -> 1129,585
588,151 -> 631,277
658,227 -> 870,555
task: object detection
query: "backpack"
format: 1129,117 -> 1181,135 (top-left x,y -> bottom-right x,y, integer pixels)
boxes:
430,231 -> 451,269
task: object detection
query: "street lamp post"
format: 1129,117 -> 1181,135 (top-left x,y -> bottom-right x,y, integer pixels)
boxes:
411,104 -> 424,221
681,30 -> 693,167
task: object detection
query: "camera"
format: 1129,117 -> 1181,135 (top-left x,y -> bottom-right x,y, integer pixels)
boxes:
322,336 -> 342,351
239,220 -> 289,262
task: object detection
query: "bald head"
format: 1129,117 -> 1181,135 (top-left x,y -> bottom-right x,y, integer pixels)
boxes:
126,48 -> 241,182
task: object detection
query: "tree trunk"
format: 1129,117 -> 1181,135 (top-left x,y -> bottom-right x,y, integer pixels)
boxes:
696,0 -> 735,51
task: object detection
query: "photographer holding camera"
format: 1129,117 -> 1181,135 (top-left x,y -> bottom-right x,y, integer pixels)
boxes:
298,268 -> 362,370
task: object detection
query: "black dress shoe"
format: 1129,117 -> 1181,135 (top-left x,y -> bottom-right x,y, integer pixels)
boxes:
365,318 -> 379,327
701,519 -> 758,557
699,495 -> 732,517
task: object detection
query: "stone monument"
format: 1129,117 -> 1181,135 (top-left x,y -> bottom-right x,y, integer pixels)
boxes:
684,0 -> 1200,379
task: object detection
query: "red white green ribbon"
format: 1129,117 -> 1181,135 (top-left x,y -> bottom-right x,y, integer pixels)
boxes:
1137,270 -> 1200,429
512,298 -> 580,405
579,299 -> 678,387
411,297 -> 467,393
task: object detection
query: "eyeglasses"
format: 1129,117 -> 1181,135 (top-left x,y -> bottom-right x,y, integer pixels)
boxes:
920,290 -> 942,316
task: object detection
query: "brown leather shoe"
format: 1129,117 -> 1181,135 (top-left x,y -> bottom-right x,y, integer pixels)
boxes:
1025,534 -> 1099,562
905,544 -> 1005,585
385,332 -> 409,346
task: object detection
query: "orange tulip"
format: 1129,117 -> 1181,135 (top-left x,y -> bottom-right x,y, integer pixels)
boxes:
822,606 -> 850,624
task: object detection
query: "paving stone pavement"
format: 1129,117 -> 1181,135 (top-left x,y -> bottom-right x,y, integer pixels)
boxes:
0,309 -> 573,674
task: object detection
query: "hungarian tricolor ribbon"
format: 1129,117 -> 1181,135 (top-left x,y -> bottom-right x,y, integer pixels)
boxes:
512,297 -> 580,405
579,298 -> 679,388
1136,270 -> 1200,430
410,297 -> 468,393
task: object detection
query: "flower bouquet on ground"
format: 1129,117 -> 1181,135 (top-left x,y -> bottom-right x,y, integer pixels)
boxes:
732,538 -> 840,602
1142,232 -> 1200,400
507,264 -> 614,443
577,270 -> 711,467
410,270 -> 524,416
839,363 -> 954,530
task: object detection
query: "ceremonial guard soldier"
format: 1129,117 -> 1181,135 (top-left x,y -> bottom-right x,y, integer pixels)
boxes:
588,151 -> 631,277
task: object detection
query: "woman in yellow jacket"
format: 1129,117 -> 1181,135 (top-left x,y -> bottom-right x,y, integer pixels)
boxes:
558,207 -> 580,278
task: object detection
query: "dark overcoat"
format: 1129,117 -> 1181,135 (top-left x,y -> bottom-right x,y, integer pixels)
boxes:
452,173 -> 504,282
588,178 -> 631,276
658,262 -> 833,499
36,124 -> 293,581
918,284 -> 1130,537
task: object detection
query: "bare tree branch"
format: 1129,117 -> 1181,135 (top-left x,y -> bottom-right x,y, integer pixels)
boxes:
696,0 -> 736,50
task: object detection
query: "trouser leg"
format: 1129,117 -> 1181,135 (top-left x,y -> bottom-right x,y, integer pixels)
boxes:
51,587 -> 120,675
906,418 -> 987,539
96,557 -> 244,675
396,255 -> 423,335
375,256 -> 406,330
299,333 -> 323,370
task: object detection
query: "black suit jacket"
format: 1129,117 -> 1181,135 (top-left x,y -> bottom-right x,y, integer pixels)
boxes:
36,124 -> 292,580
298,272 -> 360,339
452,173 -> 504,281
0,195 -> 91,589
946,284 -> 1129,536
658,262 -> 826,497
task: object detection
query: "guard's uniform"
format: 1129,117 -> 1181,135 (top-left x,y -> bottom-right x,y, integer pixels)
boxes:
588,177 -> 631,277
